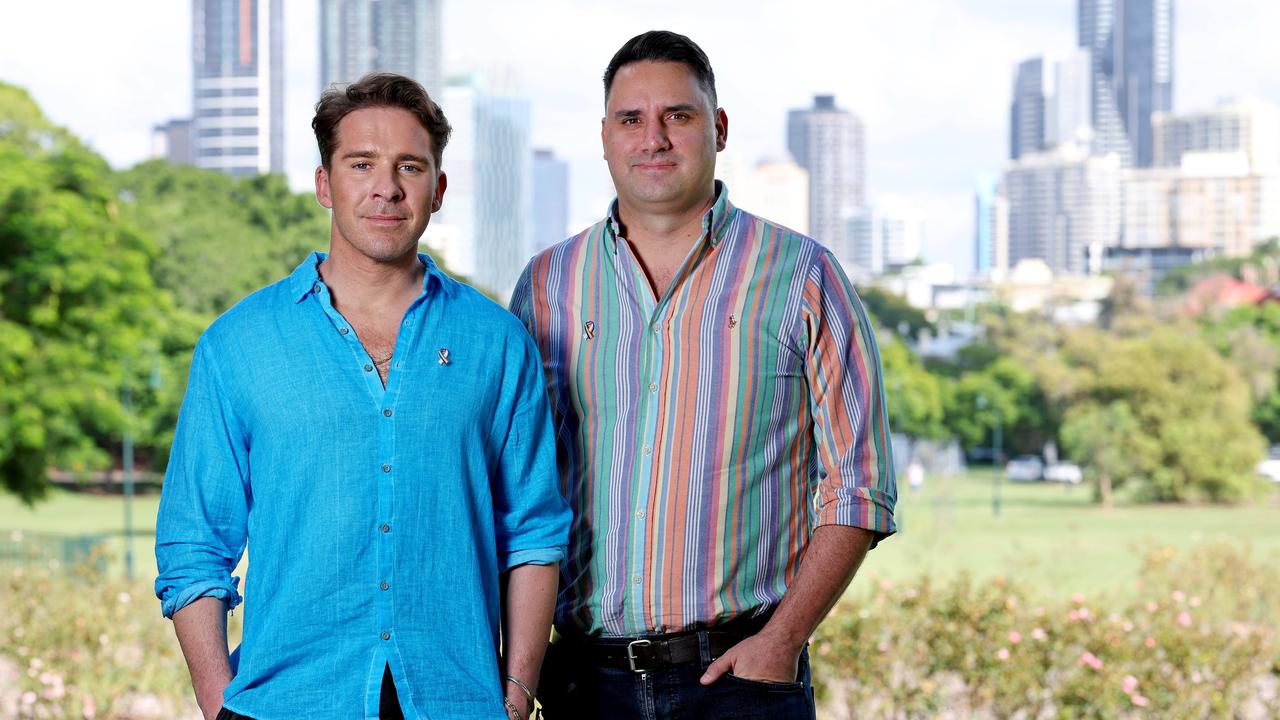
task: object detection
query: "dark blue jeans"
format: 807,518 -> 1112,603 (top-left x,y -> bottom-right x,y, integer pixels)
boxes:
538,636 -> 816,720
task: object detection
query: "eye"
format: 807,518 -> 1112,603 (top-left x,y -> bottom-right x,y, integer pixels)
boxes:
621,117 -> 640,125
352,161 -> 371,170
669,112 -> 690,121
399,164 -> 422,173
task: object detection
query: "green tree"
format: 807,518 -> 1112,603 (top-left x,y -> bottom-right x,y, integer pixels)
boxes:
0,83 -> 194,502
1056,326 -> 1265,502
880,335 -> 948,441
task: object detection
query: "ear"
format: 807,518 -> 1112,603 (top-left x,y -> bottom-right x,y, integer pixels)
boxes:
601,117 -> 607,159
715,108 -> 729,152
315,165 -> 333,209
432,171 -> 448,213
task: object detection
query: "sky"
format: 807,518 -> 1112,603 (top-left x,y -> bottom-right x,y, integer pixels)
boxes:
2,0 -> 1278,272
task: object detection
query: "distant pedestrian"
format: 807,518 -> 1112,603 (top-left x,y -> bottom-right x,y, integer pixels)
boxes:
908,458 -> 926,496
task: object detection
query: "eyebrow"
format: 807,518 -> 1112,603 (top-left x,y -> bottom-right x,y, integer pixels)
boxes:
339,149 -> 431,165
612,103 -> 701,120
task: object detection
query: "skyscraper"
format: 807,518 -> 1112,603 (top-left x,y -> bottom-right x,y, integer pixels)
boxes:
1153,98 -> 1280,171
974,175 -> 1009,275
787,95 -> 866,263
1078,0 -> 1174,167
532,149 -> 570,253
1005,145 -> 1122,276
191,0 -> 284,177
1046,49 -> 1094,150
319,0 -> 443,93
1010,58 -> 1046,160
425,78 -> 532,299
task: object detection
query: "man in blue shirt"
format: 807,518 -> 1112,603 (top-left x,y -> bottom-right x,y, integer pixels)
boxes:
154,73 -> 570,720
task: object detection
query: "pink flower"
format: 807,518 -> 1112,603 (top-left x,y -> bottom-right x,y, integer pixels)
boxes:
997,648 -> 1010,661
1171,590 -> 1185,602
1072,592 -> 1086,604
1145,601 -> 1159,612
1144,636 -> 1156,648
1177,612 -> 1192,628
1077,651 -> 1104,670
1008,631 -> 1022,644
1122,675 -> 1139,694
1189,596 -> 1201,608
1131,694 -> 1150,707
1031,627 -> 1047,641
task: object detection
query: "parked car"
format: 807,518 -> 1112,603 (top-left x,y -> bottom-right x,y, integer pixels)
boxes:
1044,462 -> 1083,484
1256,446 -> 1280,483
1005,455 -> 1044,482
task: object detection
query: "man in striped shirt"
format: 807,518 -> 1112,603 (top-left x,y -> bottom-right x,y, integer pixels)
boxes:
510,30 -> 897,719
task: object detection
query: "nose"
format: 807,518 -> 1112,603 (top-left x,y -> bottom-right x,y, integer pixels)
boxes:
643,119 -> 672,153
372,166 -> 403,203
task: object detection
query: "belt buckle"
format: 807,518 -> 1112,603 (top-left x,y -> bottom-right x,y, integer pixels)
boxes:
626,639 -> 652,673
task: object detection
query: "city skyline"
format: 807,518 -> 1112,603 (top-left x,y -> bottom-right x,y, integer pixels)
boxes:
2,0 -> 1277,273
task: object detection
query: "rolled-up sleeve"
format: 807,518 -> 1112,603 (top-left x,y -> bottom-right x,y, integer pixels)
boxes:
492,331 -> 571,571
154,336 -> 249,617
801,250 -> 898,544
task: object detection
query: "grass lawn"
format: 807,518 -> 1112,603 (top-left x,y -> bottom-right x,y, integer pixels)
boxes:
2,472 -> 1277,601
861,468 -> 1280,599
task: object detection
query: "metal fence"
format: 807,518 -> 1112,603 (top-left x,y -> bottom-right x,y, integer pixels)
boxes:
0,529 -> 108,570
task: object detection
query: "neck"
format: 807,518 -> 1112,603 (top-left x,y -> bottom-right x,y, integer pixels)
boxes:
616,187 -> 716,250
318,242 -> 424,312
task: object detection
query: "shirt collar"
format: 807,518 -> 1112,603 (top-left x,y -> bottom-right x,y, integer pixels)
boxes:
604,180 -> 736,252
288,250 -> 453,303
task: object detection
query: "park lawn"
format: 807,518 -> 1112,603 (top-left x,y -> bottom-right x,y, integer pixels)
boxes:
861,468 -> 1280,599
2,472 -> 1277,601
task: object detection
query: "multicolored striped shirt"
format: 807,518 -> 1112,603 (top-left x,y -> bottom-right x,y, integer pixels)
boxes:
510,184 -> 896,638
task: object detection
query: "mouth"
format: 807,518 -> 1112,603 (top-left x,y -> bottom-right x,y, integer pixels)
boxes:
364,215 -> 408,226
634,161 -> 677,171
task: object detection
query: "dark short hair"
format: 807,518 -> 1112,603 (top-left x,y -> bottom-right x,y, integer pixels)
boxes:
603,31 -> 717,108
312,72 -> 452,169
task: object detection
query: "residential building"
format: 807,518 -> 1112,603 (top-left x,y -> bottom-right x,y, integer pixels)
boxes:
191,0 -> 285,176
152,118 -> 195,166
787,95 -> 866,260
318,0 -> 443,93
1010,58 -> 1046,160
1153,98 -> 1280,171
532,148 -> 569,252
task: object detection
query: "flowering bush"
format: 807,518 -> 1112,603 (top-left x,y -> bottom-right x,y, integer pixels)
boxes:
0,551 -> 228,719
814,542 -> 1280,719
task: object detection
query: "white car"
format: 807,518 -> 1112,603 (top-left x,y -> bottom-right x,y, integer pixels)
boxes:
1005,455 -> 1044,482
1044,462 -> 1083,484
1256,447 -> 1280,482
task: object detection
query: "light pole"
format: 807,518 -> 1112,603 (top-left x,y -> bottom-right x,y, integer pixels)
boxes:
976,393 -> 1003,518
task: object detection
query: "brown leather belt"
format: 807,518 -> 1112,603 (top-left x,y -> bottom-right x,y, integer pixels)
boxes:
559,610 -> 774,673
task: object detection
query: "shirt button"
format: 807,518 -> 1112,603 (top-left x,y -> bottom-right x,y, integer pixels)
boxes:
643,445 -> 652,456
383,408 -> 393,417
339,327 -> 349,335
382,464 -> 391,473
648,383 -> 658,393
364,364 -> 374,373
635,510 -> 645,519
380,581 -> 389,591
632,575 -> 642,585
380,523 -> 391,533
381,631 -> 391,640
313,284 -> 321,293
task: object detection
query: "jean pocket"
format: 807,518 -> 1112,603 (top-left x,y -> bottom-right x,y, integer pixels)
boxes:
724,673 -> 804,693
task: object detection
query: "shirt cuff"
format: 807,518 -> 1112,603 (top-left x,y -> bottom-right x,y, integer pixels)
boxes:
158,578 -> 243,619
500,547 -> 565,572
815,487 -> 898,548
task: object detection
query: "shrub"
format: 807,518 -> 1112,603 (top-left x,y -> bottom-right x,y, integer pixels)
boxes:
814,542 -> 1280,719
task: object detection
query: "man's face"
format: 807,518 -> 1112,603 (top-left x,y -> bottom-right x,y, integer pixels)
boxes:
602,61 -> 727,216
315,106 -> 446,263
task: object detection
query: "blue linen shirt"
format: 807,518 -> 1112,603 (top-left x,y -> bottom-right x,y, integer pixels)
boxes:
154,252 -> 570,720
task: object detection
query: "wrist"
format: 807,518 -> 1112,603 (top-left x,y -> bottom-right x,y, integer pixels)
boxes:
755,619 -> 808,655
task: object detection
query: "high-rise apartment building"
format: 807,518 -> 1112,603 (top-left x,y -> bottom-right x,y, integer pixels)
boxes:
787,95 -> 866,261
191,0 -> 284,176
152,118 -> 195,166
717,155 -> 809,235
532,149 -> 569,253
319,0 -> 443,93
1078,0 -> 1173,167
1046,49 -> 1093,150
847,197 -> 923,276
1010,58 -> 1046,160
1004,146 -> 1123,275
1153,98 -> 1280,171
974,176 -> 1010,275
424,78 -> 532,298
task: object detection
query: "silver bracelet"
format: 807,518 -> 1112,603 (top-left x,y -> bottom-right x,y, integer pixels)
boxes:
502,696 -> 525,720
504,674 -> 536,706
